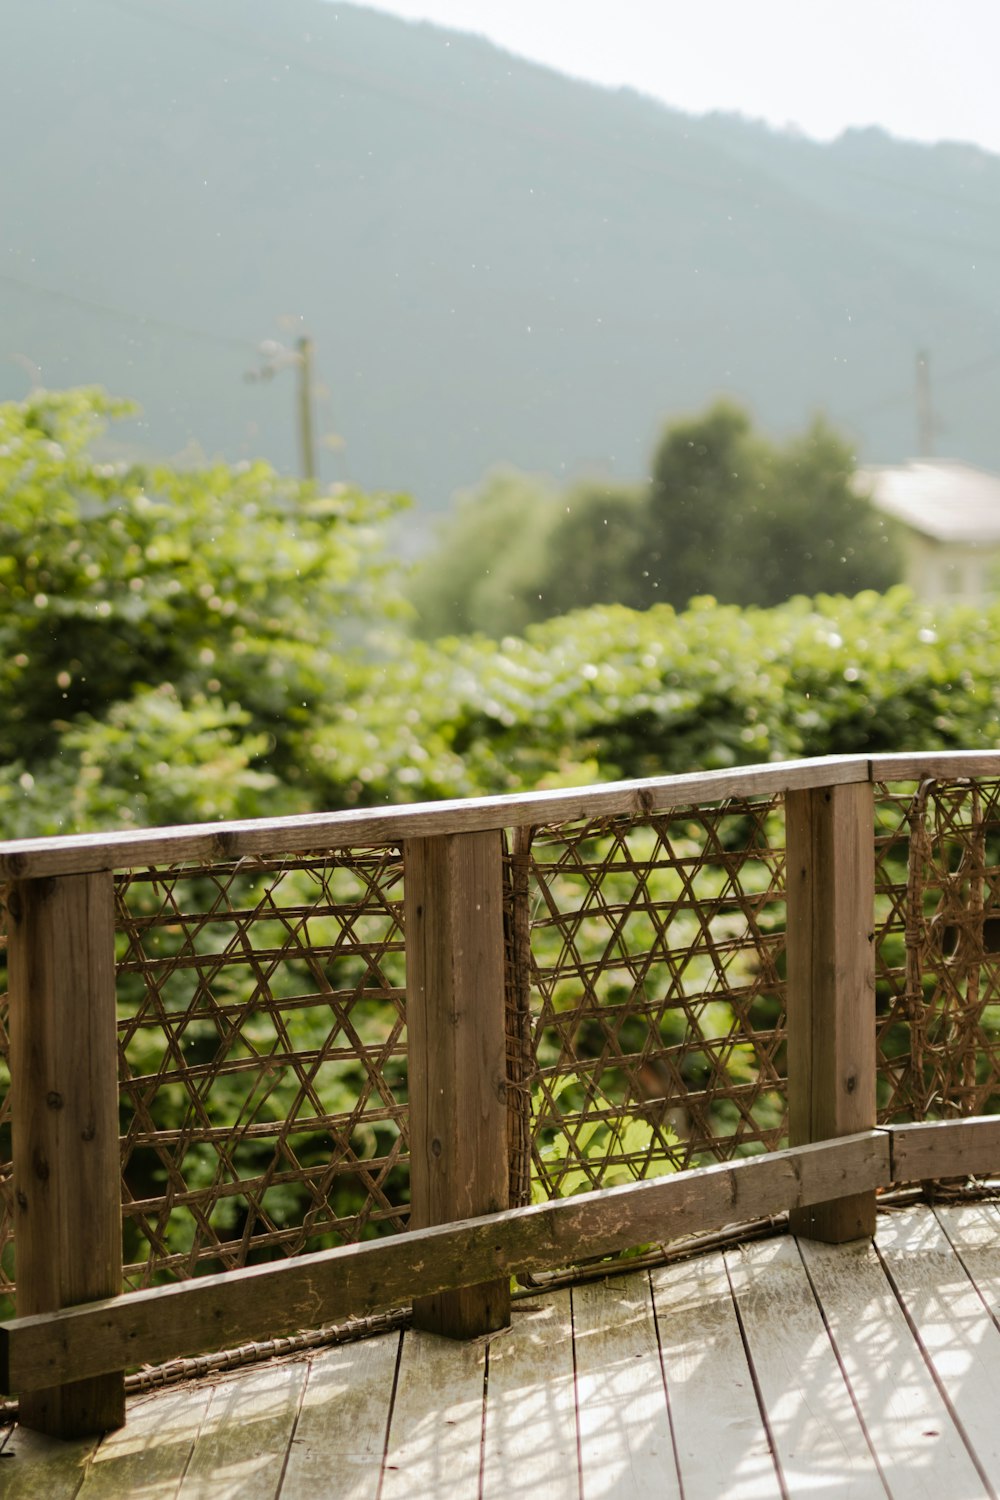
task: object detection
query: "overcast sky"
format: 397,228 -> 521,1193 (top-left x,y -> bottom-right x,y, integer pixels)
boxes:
357,1 -> 1000,155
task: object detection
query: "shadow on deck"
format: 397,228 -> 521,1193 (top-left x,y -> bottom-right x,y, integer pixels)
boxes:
6,1200 -> 1000,1500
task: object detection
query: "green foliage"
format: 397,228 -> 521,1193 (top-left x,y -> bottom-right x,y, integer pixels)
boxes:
0,388 -> 405,834
325,590 -> 1000,806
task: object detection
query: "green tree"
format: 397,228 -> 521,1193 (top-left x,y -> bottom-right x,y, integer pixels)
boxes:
642,403 -> 900,609
407,468 -> 557,638
640,401 -> 764,607
529,480 -> 646,617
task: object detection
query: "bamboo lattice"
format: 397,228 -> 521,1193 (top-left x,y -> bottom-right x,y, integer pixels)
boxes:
511,796 -> 788,1203
3,777 -> 1000,1318
114,848 -> 409,1291
874,777 -> 1000,1123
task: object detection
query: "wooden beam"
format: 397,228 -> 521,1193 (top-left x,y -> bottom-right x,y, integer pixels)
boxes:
890,1117 -> 1000,1183
3,749 -> 1000,882
786,782 -> 877,1242
0,1131 -> 891,1395
0,755 -> 878,880
404,831 -> 510,1337
7,873 -> 124,1436
868,751 -> 1000,782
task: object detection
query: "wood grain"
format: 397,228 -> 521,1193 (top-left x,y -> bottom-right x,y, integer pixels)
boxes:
380,1328 -> 486,1500
890,1116 -> 1000,1184
0,1131 -> 891,1395
876,1202 -> 1000,1487
869,751 -> 1000,782
0,755 -> 875,879
573,1272 -> 681,1500
650,1252 -> 777,1499
280,1333 -> 401,1500
798,1234 -> 984,1497
480,1291 -> 579,1500
726,1237 -> 885,1498
0,1424 -> 93,1499
405,832 -> 510,1337
7,873 -> 124,1438
182,1359 -> 308,1499
786,782 -> 877,1242
75,1383 -> 214,1498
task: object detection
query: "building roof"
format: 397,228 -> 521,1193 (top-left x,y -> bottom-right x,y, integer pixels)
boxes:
858,459 -> 1000,545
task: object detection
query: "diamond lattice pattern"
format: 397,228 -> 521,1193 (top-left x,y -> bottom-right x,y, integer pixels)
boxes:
114,849 -> 408,1289
523,797 -> 788,1199
875,778 -> 1000,1123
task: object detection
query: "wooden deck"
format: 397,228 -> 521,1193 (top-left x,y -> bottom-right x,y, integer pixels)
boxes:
6,1201 -> 1000,1499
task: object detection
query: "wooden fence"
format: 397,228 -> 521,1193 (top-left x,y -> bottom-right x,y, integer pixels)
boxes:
3,750 -> 1000,1438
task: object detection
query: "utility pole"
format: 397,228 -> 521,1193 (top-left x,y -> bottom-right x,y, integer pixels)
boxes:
916,349 -> 934,457
246,332 -> 318,484
296,335 -> 317,484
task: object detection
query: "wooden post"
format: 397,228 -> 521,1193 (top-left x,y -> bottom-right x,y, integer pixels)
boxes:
404,831 -> 511,1338
7,872 -> 124,1435
786,782 -> 877,1242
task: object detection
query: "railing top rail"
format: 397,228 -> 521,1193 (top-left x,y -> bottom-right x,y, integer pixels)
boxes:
1,750 -> 998,880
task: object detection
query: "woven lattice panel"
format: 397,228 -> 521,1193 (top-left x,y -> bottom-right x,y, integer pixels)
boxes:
875,778 -> 1000,1123
0,916 -> 10,1315
115,849 -> 408,1289
517,797 -> 788,1201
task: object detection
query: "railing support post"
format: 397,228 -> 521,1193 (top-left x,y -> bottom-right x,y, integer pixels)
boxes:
404,830 -> 511,1338
786,782 -> 877,1242
8,872 -> 124,1435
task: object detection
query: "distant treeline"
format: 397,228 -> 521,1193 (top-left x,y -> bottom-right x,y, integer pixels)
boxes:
408,401 -> 901,638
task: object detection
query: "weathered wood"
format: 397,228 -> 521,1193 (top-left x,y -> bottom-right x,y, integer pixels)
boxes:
0,754 -> 875,880
0,1424 -> 96,1499
0,1131 -> 891,1394
405,830 -> 510,1338
75,1383 -> 213,1498
877,1203 -> 1000,1488
890,1116 -> 1000,1183
7,873 -> 124,1438
869,750 -> 1000,782
650,1252 -> 776,1499
726,1237 -> 885,1498
480,1291 -> 578,1500
182,1359 -> 308,1499
574,1272 -> 681,1499
798,1233 -> 985,1497
281,1334 -> 401,1500
380,1329 -> 487,1499
786,782 -> 877,1242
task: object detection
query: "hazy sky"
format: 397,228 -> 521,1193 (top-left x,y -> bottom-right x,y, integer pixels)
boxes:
358,1 -> 1000,155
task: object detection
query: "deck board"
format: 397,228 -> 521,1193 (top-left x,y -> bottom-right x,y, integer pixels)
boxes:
379,1327 -> 486,1500
480,1290 -> 579,1500
876,1203 -> 1000,1495
572,1271 -> 681,1500
7,1208 -> 1000,1499
725,1236 -> 886,1499
181,1360 -> 307,1500
75,1384 -> 215,1499
798,1231 -> 985,1498
280,1332 -> 400,1500
651,1251 -> 778,1500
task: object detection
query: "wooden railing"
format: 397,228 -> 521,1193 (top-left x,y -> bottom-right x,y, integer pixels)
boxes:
3,750 -> 1000,1438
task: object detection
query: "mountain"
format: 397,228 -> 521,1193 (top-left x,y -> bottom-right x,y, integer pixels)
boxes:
3,0 -> 1000,519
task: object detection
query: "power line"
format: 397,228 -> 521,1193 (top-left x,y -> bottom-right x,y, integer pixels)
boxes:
0,269 -> 256,354
847,349 -> 1000,425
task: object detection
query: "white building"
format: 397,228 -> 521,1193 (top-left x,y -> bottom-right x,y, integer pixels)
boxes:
858,459 -> 1000,602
